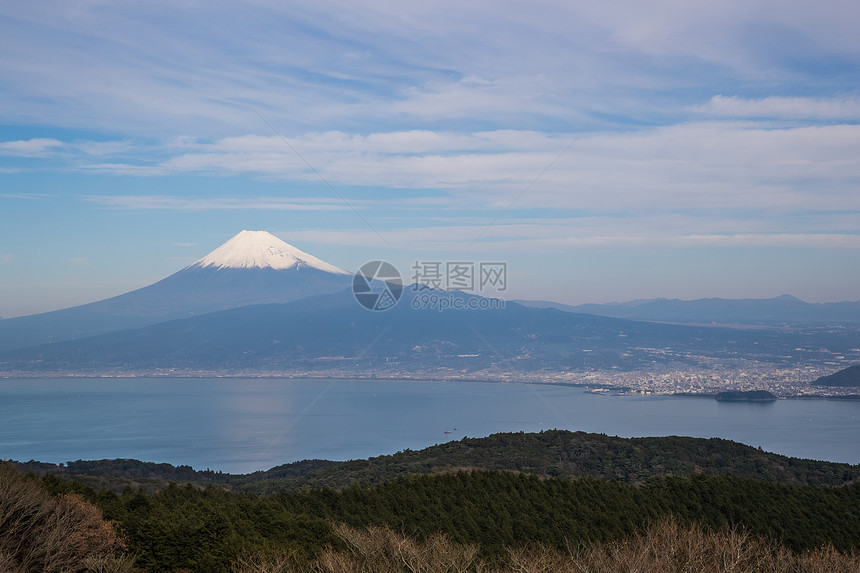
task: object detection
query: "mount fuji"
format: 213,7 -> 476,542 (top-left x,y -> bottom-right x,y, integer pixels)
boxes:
0,231 -> 352,351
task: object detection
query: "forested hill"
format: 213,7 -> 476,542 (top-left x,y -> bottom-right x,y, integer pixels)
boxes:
814,364 -> 860,387
11,430 -> 860,493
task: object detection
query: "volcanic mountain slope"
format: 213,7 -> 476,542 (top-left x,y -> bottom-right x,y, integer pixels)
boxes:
4,285 -> 855,373
0,231 -> 351,351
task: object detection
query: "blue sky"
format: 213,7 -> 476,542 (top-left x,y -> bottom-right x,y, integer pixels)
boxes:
1,1 -> 859,317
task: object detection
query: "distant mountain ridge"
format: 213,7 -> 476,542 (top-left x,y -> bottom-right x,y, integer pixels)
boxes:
3,286 -> 857,374
517,294 -> 860,324
2,232 -> 859,372
0,231 -> 351,351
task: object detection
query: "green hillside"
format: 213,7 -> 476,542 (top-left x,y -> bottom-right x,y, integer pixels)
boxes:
7,431 -> 860,572
35,469 -> 860,572
13,430 -> 860,494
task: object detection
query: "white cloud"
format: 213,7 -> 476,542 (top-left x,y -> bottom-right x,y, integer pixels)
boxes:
0,192 -> 52,199
0,138 -> 63,157
2,1 -> 858,137
6,119 -> 859,240
76,162 -> 168,176
682,233 -> 860,248
697,95 -> 860,120
72,140 -> 134,156
283,224 -> 860,253
78,122 -> 860,216
83,195 -> 351,211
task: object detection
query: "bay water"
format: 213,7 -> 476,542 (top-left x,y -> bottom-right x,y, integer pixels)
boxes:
1,377 -> 858,473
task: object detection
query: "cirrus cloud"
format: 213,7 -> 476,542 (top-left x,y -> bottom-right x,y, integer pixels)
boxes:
0,138 -> 63,157
696,95 -> 860,120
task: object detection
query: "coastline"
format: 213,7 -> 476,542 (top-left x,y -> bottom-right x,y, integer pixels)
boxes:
2,372 -> 859,401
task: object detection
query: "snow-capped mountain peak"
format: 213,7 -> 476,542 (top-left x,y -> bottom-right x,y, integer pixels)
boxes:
190,230 -> 348,274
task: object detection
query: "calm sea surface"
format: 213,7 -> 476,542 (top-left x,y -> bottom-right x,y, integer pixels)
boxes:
1,378 -> 858,474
